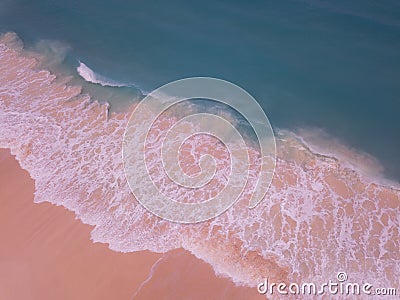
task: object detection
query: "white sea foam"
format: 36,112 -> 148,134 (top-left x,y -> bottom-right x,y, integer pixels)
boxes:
1,33 -> 399,291
290,127 -> 400,188
77,61 -> 127,87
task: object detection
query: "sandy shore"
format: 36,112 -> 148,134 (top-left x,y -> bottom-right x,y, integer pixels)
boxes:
0,149 -> 261,299
1,31 -> 399,297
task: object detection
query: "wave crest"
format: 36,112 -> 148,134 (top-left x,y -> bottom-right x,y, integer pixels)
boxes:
77,61 -> 127,87
1,32 -> 399,289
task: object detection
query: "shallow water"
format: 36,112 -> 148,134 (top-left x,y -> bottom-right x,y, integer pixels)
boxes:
0,0 -> 399,180
1,35 -> 399,291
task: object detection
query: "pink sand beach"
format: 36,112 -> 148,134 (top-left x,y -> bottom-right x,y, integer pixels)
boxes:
0,32 -> 399,298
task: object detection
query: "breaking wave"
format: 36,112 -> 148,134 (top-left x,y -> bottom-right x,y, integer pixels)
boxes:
77,60 -> 127,87
0,32 -> 399,292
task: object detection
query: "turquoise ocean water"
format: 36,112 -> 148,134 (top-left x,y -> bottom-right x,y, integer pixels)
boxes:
0,0 -> 399,180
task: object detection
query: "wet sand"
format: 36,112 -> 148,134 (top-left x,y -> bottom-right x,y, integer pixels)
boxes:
0,149 -> 262,299
0,31 -> 399,298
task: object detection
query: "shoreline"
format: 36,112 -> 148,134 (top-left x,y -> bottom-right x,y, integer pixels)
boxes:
1,30 -> 399,292
0,149 -> 262,299
0,148 -> 161,299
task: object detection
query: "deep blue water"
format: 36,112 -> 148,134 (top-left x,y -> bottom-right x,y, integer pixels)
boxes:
1,0 -> 399,180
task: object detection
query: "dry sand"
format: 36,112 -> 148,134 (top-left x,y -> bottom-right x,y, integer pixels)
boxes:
0,149 -> 262,299
1,31 -> 399,298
